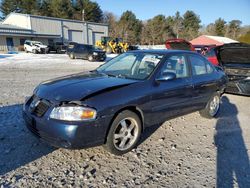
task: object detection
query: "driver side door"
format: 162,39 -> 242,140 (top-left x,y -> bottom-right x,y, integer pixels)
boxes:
149,54 -> 194,125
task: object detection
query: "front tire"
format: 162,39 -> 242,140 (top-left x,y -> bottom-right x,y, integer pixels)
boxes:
88,55 -> 94,62
32,49 -> 37,54
104,110 -> 142,155
200,92 -> 220,119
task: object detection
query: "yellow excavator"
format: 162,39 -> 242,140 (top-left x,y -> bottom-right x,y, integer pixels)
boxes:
95,37 -> 129,54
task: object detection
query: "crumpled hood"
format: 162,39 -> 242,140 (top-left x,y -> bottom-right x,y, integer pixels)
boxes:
35,72 -> 138,102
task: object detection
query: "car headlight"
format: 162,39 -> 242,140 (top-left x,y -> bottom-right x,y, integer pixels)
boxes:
50,106 -> 97,121
93,52 -> 98,56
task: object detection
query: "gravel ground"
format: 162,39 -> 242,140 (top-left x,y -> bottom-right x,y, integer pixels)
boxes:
0,53 -> 250,187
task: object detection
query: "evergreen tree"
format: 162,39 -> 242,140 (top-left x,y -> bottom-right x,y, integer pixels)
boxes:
38,0 -> 52,17
227,20 -> 242,39
214,18 -> 226,36
49,0 -> 74,19
118,11 -> 142,44
73,0 -> 103,22
182,11 -> 201,40
20,0 -> 39,14
0,0 -> 23,16
142,15 -> 174,45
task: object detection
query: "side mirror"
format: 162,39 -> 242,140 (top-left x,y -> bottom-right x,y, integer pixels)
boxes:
156,72 -> 176,82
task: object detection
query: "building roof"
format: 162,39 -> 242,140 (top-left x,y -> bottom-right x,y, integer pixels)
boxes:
3,12 -> 109,26
0,23 -> 61,38
205,35 -> 238,44
0,23 -> 31,31
190,35 -> 238,46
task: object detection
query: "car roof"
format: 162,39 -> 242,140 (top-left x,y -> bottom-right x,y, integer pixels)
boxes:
129,49 -> 198,55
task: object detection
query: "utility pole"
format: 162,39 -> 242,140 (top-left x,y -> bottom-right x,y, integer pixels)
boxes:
82,10 -> 85,21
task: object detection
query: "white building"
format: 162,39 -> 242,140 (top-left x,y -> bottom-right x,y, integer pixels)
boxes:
0,13 -> 109,52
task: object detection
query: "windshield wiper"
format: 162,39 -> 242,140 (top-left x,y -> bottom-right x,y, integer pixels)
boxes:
116,74 -> 128,79
106,73 -> 117,77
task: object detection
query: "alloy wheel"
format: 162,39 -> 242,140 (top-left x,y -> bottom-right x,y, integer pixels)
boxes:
113,118 -> 139,151
209,95 -> 220,117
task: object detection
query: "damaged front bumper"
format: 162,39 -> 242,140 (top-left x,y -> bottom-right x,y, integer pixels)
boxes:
22,96 -> 112,149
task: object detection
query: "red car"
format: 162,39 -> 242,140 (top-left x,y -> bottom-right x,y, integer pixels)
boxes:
165,39 -> 220,66
203,47 -> 219,66
165,39 -> 195,51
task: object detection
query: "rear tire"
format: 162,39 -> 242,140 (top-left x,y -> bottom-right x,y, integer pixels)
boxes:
101,56 -> 106,62
199,92 -> 220,119
104,110 -> 142,155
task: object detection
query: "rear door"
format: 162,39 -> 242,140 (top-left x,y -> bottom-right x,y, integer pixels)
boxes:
188,54 -> 218,108
149,53 -> 194,124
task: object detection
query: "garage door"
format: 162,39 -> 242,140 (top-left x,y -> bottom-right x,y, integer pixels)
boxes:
68,30 -> 84,43
93,32 -> 105,45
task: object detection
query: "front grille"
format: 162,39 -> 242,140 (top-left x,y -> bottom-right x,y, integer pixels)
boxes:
33,100 -> 50,117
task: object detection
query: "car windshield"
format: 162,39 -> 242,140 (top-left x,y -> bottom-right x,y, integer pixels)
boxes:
96,52 -> 164,80
33,41 -> 42,45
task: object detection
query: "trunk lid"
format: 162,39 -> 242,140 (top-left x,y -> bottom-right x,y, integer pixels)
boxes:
217,43 -> 250,77
165,39 -> 195,51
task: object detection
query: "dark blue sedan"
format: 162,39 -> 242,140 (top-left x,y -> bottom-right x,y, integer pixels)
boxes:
23,50 -> 227,155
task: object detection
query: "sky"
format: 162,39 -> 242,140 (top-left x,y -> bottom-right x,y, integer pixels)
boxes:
95,0 -> 250,26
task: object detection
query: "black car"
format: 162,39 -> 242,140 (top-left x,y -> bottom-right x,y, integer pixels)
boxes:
67,43 -> 106,61
216,43 -> 250,96
48,42 -> 67,53
23,50 -> 227,155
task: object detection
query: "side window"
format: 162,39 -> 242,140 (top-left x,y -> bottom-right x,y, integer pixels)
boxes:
161,55 -> 189,78
25,41 -> 30,45
136,54 -> 163,78
206,61 -> 214,74
190,55 -> 207,75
